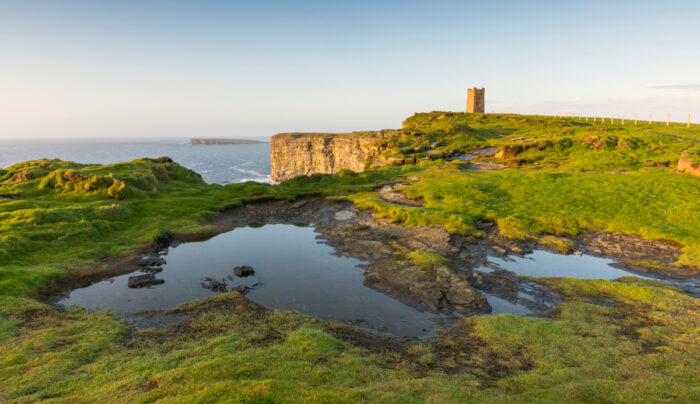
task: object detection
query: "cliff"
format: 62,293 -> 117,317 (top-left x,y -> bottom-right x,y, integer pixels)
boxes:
271,132 -> 387,182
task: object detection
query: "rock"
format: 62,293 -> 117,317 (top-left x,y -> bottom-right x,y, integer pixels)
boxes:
494,144 -> 525,159
434,266 -> 491,313
334,210 -> 356,221
153,233 -> 174,250
234,285 -> 250,294
678,150 -> 700,177
270,133 -> 389,182
505,158 -> 526,167
201,277 -> 227,292
138,255 -> 166,266
140,266 -> 163,274
128,274 -> 165,288
492,245 -> 507,255
467,269 -> 520,301
233,265 -> 255,277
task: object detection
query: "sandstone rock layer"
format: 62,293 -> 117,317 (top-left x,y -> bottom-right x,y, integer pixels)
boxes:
271,133 -> 382,182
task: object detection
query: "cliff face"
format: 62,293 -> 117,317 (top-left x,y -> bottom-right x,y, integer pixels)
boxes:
271,133 -> 382,182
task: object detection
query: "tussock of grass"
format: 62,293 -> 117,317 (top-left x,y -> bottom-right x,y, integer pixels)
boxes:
406,250 -> 451,268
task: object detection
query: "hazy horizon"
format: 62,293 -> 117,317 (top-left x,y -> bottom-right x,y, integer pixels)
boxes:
2,0 -> 699,141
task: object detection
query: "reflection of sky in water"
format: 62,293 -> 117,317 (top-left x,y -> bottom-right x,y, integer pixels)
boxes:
58,225 -> 447,338
482,293 -> 532,316
486,250 -> 654,280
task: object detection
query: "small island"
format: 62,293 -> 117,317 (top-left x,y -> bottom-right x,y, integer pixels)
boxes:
190,138 -> 267,145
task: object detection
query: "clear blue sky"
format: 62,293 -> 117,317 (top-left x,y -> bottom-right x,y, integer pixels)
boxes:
1,0 -> 699,140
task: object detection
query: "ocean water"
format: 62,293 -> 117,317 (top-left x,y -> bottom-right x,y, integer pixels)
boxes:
0,141 -> 271,184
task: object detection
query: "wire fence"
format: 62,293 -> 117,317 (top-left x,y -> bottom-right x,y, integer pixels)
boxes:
542,113 -> 694,128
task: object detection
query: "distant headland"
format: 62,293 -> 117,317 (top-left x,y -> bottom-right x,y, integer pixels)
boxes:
190,138 -> 267,145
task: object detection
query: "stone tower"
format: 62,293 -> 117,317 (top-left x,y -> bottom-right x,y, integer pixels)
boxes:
466,88 -> 485,113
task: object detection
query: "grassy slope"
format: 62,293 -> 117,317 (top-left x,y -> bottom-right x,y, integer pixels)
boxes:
1,114 -> 699,402
351,112 -> 700,267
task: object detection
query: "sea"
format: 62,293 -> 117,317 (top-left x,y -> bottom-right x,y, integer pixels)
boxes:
0,141 -> 272,184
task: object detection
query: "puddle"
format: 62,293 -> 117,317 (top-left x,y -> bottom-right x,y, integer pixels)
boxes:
484,250 -> 655,280
482,293 -> 532,316
56,224 -> 450,338
452,147 -> 497,161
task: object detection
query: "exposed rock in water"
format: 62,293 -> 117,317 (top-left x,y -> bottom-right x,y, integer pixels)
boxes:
315,213 -> 492,315
467,269 -> 520,302
153,233 -> 175,251
433,265 -> 490,313
678,150 -> 700,177
138,255 -> 166,267
234,285 -> 250,294
233,265 -> 255,277
128,274 -> 165,288
201,277 -> 227,292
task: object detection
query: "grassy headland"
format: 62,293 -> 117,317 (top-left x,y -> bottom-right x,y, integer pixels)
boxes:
1,113 -> 699,402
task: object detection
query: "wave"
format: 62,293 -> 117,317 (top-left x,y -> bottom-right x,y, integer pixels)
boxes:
235,175 -> 275,184
230,165 -> 269,178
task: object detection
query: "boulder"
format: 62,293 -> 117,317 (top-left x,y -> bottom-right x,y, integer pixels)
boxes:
128,274 -> 165,288
233,265 -> 255,277
678,150 -> 700,177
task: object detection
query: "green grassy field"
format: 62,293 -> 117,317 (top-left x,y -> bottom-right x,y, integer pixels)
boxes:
1,113 -> 698,402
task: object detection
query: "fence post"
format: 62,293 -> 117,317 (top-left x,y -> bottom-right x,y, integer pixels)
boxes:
689,114 -> 692,128
635,114 -> 637,125
667,113 -> 670,127
622,115 -> 625,125
649,114 -> 652,125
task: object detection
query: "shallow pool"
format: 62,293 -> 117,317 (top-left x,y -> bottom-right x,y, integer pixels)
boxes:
481,250 -> 655,280
57,224 -> 450,337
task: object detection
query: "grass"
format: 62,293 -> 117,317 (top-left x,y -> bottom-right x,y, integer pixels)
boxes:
1,112 -> 699,402
406,250 -> 451,268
